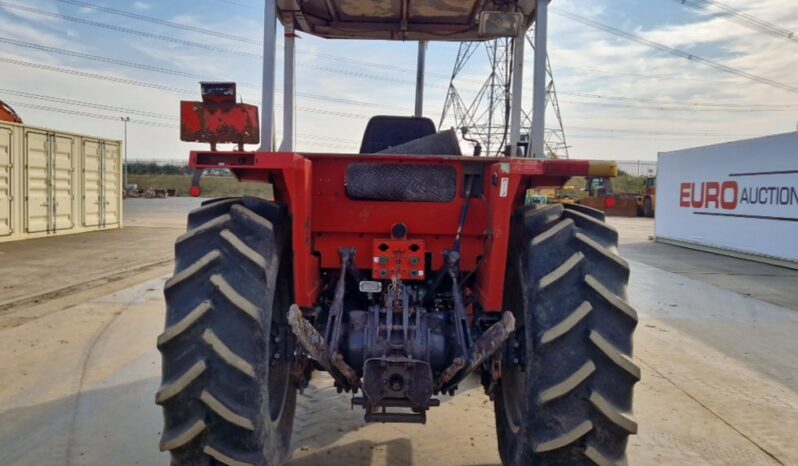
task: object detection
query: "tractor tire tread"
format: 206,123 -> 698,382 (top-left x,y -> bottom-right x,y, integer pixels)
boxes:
563,203 -> 606,221
495,203 -> 638,466
158,196 -> 295,466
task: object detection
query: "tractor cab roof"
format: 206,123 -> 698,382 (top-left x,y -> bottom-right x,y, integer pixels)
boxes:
276,0 -> 538,41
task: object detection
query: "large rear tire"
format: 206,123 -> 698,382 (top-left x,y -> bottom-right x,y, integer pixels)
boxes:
157,197 -> 297,465
643,197 -> 654,218
495,203 -> 639,465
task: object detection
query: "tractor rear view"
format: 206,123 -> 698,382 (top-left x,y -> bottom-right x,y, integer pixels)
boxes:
156,2 -> 639,465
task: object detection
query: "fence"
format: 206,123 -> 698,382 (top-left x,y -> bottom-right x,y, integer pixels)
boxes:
617,160 -> 657,177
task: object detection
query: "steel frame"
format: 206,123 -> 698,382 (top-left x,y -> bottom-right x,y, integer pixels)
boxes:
188,150 -> 599,311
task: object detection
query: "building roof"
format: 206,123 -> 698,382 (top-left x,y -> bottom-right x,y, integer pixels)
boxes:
276,0 -> 538,41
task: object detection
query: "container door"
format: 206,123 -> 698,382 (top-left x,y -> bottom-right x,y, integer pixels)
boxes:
82,139 -> 102,227
102,141 -> 120,226
52,134 -> 74,231
24,130 -> 50,233
0,127 -> 11,236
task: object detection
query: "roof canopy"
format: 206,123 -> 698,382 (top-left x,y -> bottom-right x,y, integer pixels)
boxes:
276,0 -> 538,41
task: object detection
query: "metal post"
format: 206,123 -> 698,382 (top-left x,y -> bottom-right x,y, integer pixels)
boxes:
531,0 -> 548,159
415,41 -> 427,117
279,26 -> 296,152
259,0 -> 277,151
121,116 -> 130,188
509,30 -> 526,156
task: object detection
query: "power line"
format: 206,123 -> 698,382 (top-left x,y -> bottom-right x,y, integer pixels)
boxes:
0,56 -> 192,93
670,0 -> 797,42
552,8 -> 798,94
0,88 -> 176,119
0,1 -> 261,58
558,99 -> 798,113
0,55 -> 405,111
0,0 -> 461,83
17,0 -> 789,104
556,63 -> 735,83
0,36 -> 420,103
567,124 -> 759,138
560,90 -> 798,109
5,100 -> 176,128
6,100 -> 361,148
4,51 -> 790,123
0,87 -> 373,123
54,0 -> 260,45
13,0 -> 781,92
214,0 -> 261,10
6,93 -> 748,144
0,36 -> 205,79
565,131 -> 745,141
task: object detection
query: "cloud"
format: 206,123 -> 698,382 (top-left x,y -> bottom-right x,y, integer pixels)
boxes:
1,0 -> 796,160
540,0 -> 798,159
0,0 -> 60,23
0,15 -> 74,49
133,2 -> 151,11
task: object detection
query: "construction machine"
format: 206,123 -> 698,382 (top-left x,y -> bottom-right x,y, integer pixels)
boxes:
579,176 -> 641,217
638,176 -> 656,217
0,99 -> 22,124
157,2 -> 639,465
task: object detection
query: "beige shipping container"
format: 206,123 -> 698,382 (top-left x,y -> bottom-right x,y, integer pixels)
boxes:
0,121 -> 122,243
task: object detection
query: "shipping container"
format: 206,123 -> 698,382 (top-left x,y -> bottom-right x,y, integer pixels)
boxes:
656,132 -> 797,269
0,121 -> 122,243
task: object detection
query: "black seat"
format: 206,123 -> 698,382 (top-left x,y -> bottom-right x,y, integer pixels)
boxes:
359,116 -> 437,154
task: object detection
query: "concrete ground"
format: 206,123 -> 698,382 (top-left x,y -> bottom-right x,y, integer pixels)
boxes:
1,200 -> 796,466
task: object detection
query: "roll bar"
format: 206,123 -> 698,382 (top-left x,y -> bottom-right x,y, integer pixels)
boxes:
260,0 -> 550,158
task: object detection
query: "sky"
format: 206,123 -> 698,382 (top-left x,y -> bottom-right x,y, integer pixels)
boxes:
0,0 -> 796,162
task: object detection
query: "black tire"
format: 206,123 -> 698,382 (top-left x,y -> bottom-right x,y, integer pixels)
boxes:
157,197 -> 297,466
560,203 -> 605,221
643,197 -> 654,218
495,203 -> 640,465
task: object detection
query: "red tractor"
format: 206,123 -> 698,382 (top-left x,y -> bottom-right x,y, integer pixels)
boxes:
157,1 -> 639,465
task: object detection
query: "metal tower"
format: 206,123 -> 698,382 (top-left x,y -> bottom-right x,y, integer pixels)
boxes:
439,28 -> 569,158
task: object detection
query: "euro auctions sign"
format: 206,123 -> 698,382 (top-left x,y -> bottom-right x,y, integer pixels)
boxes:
679,181 -> 798,212
656,132 -> 798,264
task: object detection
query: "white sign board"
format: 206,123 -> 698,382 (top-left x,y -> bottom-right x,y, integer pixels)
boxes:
656,132 -> 798,264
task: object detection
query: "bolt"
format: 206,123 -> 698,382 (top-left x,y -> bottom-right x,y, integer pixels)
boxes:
274,352 -> 281,360
409,257 -> 420,265
379,256 -> 389,265
380,270 -> 388,277
513,358 -> 519,365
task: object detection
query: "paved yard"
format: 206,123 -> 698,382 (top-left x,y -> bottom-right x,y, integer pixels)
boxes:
0,202 -> 795,465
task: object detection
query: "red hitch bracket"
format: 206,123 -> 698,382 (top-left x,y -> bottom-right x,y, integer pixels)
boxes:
372,240 -> 426,281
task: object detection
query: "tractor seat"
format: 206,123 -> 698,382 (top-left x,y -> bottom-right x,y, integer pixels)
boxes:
360,116 -> 461,156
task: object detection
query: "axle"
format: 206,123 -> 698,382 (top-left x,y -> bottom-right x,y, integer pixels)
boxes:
288,248 -> 515,423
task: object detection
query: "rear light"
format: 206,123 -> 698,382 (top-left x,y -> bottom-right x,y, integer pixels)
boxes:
604,196 -> 617,208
